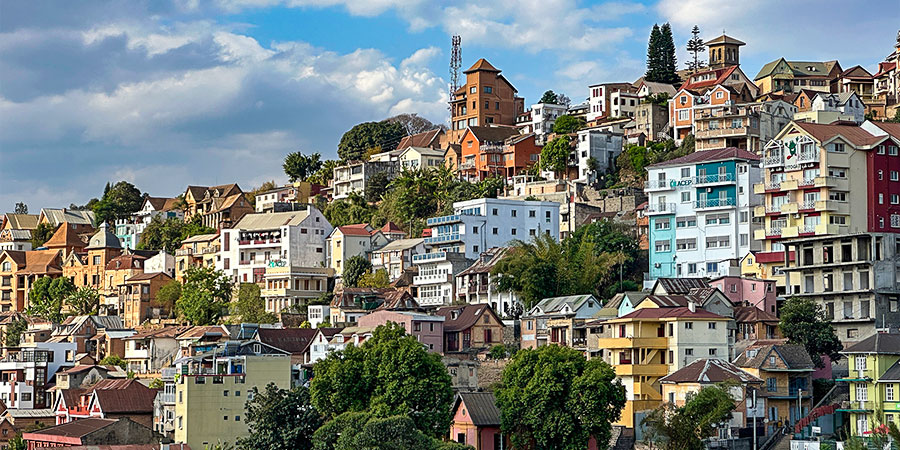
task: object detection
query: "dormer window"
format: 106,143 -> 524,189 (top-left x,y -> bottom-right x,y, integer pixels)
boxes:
451,311 -> 459,320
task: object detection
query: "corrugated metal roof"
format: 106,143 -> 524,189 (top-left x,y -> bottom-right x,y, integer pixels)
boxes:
373,238 -> 423,252
232,211 -> 310,230
455,392 -> 501,426
660,358 -> 761,384
841,332 -> 900,355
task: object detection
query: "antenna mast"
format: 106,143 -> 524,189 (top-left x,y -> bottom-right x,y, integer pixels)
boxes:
449,35 -> 462,101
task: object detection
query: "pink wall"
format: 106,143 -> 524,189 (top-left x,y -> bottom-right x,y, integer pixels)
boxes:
710,276 -> 777,314
357,310 -> 444,353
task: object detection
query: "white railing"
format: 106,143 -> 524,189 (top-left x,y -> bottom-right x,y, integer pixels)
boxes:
412,251 -> 447,263
646,202 -> 676,214
799,201 -> 817,210
694,173 -> 735,184
763,155 -> 783,167
798,177 -> 817,187
798,150 -> 819,163
695,197 -> 736,209
798,225 -> 817,234
766,204 -> 783,214
644,179 -> 670,190
765,227 -> 783,237
764,181 -> 782,190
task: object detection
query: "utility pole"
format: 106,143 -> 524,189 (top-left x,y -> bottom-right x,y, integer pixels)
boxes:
752,388 -> 757,450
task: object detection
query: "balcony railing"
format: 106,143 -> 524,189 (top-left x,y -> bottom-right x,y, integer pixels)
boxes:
766,204 -> 784,214
695,197 -> 736,209
646,202 -> 676,214
424,233 -> 461,245
798,225 -> 817,234
694,173 -> 735,185
412,251 -> 448,263
644,179 -> 671,190
765,227 -> 783,237
175,248 -> 193,256
426,215 -> 461,226
798,200 -> 817,211
458,161 -> 475,170
797,150 -> 819,163
763,155 -> 784,167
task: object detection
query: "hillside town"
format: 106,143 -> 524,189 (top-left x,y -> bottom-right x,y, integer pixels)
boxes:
1,22 -> 900,450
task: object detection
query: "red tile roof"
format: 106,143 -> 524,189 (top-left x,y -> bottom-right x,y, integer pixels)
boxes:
794,121 -> 884,147
24,417 -> 118,438
646,147 -> 760,169
613,306 -> 728,321
396,129 -> 442,150
679,66 -> 738,92
337,224 -> 373,237
380,221 -> 406,235
464,58 -> 500,74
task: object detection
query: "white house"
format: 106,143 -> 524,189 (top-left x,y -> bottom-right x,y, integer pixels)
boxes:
588,82 -> 637,122
399,147 -> 445,170
810,91 -> 866,124
529,103 -> 568,144
610,90 -> 640,118
0,342 -> 76,409
217,207 -> 332,284
575,128 -> 624,184
332,160 -> 398,199
307,305 -> 330,328
326,224 -> 389,278
370,238 -> 425,281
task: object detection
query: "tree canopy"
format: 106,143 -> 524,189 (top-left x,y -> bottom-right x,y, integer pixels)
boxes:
337,121 -> 406,162
641,384 -> 736,450
384,113 -> 442,136
356,269 -> 391,288
779,297 -> 843,368
30,223 -> 56,249
341,255 -> 372,288
232,283 -> 277,324
238,383 -> 323,450
3,318 -> 27,347
312,412 -> 470,450
137,215 -> 216,254
92,181 -> 144,224
310,323 -> 454,437
685,25 -> 706,72
27,276 -> 76,322
14,202 -> 27,214
495,345 -> 626,450
283,152 -> 323,182
552,115 -> 586,134
153,279 -> 181,316
540,136 -> 570,176
645,23 -> 679,84
65,286 -> 100,316
176,266 -> 233,325
539,90 -> 559,104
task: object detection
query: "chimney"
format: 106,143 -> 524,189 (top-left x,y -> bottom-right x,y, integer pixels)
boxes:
688,301 -> 696,313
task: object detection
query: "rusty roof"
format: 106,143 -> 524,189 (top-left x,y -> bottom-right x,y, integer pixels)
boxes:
646,147 -> 759,169
434,304 -> 499,332
660,358 -> 761,384
793,121 -> 884,147
24,417 -> 118,438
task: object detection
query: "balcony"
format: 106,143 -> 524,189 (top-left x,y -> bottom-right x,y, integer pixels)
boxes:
458,161 -> 475,170
260,287 -> 323,298
426,215 -> 462,226
644,179 -> 673,191
175,248 -> 193,256
413,273 -> 452,285
695,126 -> 757,139
424,233 -> 462,245
762,155 -> 784,168
797,150 -> 820,164
412,252 -> 448,263
614,363 -> 670,377
481,143 -> 505,153
157,392 -> 175,404
646,202 -> 676,215
779,223 -> 839,239
695,197 -> 736,210
755,226 -> 783,240
694,173 -> 735,186
595,336 -> 668,349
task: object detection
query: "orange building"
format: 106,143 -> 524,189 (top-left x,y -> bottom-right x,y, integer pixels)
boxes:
449,59 -> 525,143
456,126 -> 538,181
62,224 -> 124,303
669,65 -> 758,140
120,272 -> 174,328
0,250 -> 63,312
42,222 -> 87,257
101,254 -> 148,317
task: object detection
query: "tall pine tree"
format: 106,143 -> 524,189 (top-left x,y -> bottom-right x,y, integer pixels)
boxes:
645,24 -> 663,82
659,23 -> 679,84
685,25 -> 706,72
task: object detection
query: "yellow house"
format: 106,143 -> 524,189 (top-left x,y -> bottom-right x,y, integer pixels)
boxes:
587,306 -> 732,428
174,232 -> 219,282
174,340 -> 291,449
837,332 -> 900,436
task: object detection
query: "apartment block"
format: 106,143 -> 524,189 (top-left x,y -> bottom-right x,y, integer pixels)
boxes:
837,333 -> 900,436
332,159 -> 398,200
0,342 -> 76,409
693,99 -> 796,152
587,82 -> 636,122
456,126 -> 539,182
449,59 -> 525,143
574,128 -> 624,185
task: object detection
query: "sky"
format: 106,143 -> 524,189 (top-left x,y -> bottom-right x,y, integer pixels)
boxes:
0,0 -> 897,212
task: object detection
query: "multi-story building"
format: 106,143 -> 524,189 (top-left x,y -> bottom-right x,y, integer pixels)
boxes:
332,159 -> 398,200
693,99 -> 796,152
182,184 -> 253,230
705,34 -> 745,70
412,251 -> 472,309
589,305 -> 732,428
100,253 -> 146,317
396,128 -> 444,151
609,90 -> 639,119
670,66 -> 758,141
114,197 -> 182,250
174,340 -> 291,449
449,59 -> 525,143
0,214 -> 37,252
574,128 -> 624,184
435,304 -> 504,352
708,275 -> 777,314
645,147 -> 762,287
528,102 -> 567,144
751,121 -> 900,298
398,146 -> 445,170
801,91 -> 866,124
872,34 -> 900,119
455,247 -> 521,318
754,58 -> 843,96
587,82 -> 636,122
260,265 -> 332,313
174,232 -> 219,281
456,126 -> 539,182
630,102 -> 669,142
124,327 -> 188,374
357,310 -> 444,352
835,65 -> 875,106
217,208 -> 332,284
0,250 -> 62,312
837,332 -> 900,436
521,294 -> 602,349
0,342 -> 76,409
369,238 -> 424,281
62,223 -> 124,305
119,271 -> 174,328
37,208 -> 95,236
733,342 -> 815,435
326,224 -> 389,278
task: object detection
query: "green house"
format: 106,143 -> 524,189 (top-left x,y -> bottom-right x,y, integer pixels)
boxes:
837,333 -> 900,436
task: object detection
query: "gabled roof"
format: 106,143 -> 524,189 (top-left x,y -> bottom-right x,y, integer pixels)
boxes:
652,278 -> 711,294
647,147 -> 760,170
23,417 -> 118,438
124,272 -> 172,283
464,126 -> 521,144
43,223 -> 87,251
176,325 -> 229,340
458,247 -> 508,276
396,129 -> 443,150
105,254 -> 147,271
143,197 -> 180,212
530,294 -> 597,316
435,304 -> 499,332
373,238 -> 423,253
3,214 -> 39,230
232,210 -> 310,230
611,306 -> 727,322
793,121 -> 883,147
637,80 -> 677,96
680,66 -> 739,92
734,306 -> 780,324
880,360 -> 900,382
336,224 -> 374,237
755,58 -> 841,80
181,232 -> 218,244
125,326 -> 191,340
704,34 -> 745,46
88,379 -> 156,414
660,358 -> 762,384
812,91 -> 860,106
733,342 -> 814,370
3,249 -> 63,275
454,392 -> 501,427
380,221 -> 406,235
840,65 -> 873,79
54,316 -> 125,336
874,62 -> 896,78
254,328 -> 319,354
841,332 -> 900,355
464,58 -> 500,74
40,208 -> 96,227
86,223 -> 122,250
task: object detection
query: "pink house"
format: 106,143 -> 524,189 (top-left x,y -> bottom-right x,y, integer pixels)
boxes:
449,392 -> 505,450
709,276 -> 777,315
356,310 -> 444,353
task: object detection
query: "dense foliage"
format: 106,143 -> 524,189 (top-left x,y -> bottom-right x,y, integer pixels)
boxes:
3,318 -> 27,347
645,23 -> 679,84
310,323 -> 453,437
176,267 -> 233,325
30,222 -> 56,249
100,354 -> 128,370
356,269 -> 391,288
539,90 -> 559,104
65,286 -> 100,316
137,215 -> 216,254
337,121 -> 406,162
27,276 -> 75,322
540,136 -> 570,176
641,385 -> 736,450
232,283 -> 277,324
552,115 -> 586,134
283,151 -> 323,182
92,181 -> 145,224
153,279 -> 181,316
496,345 -> 626,450
238,384 -> 322,450
312,412 -> 472,450
341,255 -> 372,288
779,297 -> 843,368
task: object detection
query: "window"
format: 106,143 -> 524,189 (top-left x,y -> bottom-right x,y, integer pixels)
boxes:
529,210 -> 536,218
655,240 -> 671,252
855,356 -> 867,371
888,384 -> 896,402
892,171 -> 899,181
511,209 -> 517,217
470,86 -> 476,94
892,146 -> 899,156
681,168 -> 690,178
708,322 -> 717,329
511,229 -> 517,236
830,143 -> 846,153
655,219 -> 671,230
223,390 -> 229,396
484,86 -> 492,93
879,145 -> 886,155
684,322 -> 693,329
492,208 -> 498,216
709,348 -> 717,356
767,378 -> 777,392
856,383 -> 868,401
676,239 -> 696,250
681,191 -> 691,202
685,348 -> 693,356
492,228 -> 498,235
892,194 -> 899,204
678,110 -> 689,120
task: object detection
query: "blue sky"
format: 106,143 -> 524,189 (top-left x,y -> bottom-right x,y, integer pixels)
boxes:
0,0 -> 897,212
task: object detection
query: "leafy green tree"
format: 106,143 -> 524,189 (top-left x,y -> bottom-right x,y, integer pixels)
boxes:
14,202 -> 27,214
779,297 -> 843,368
149,378 -> 164,389
7,434 -> 25,450
308,160 -> 339,186
310,292 -> 334,306
65,286 -> 100,316
364,170 -> 392,203
552,115 -> 586,134
100,354 -> 128,370
27,277 -> 75,322
232,283 -> 277,324
30,223 -> 56,249
310,323 -> 453,436
238,383 -> 323,450
539,90 -> 559,104
317,321 -> 332,328
153,279 -> 182,316
338,121 -> 406,162
4,318 -> 27,347
495,345 -> 625,450
641,384 -> 735,450
93,181 -> 144,224
313,413 -> 469,450
320,193 -> 377,228
540,136 -> 570,177
356,269 -> 390,288
342,255 -> 372,288
177,267 -> 233,325
138,216 -> 216,254
644,92 -> 671,106
283,151 -> 323,182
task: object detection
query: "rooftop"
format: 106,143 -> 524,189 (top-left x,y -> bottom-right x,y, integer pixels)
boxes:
646,147 -> 760,169
660,358 -> 761,384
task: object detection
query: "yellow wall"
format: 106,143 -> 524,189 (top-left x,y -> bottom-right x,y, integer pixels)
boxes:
175,355 -> 291,449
